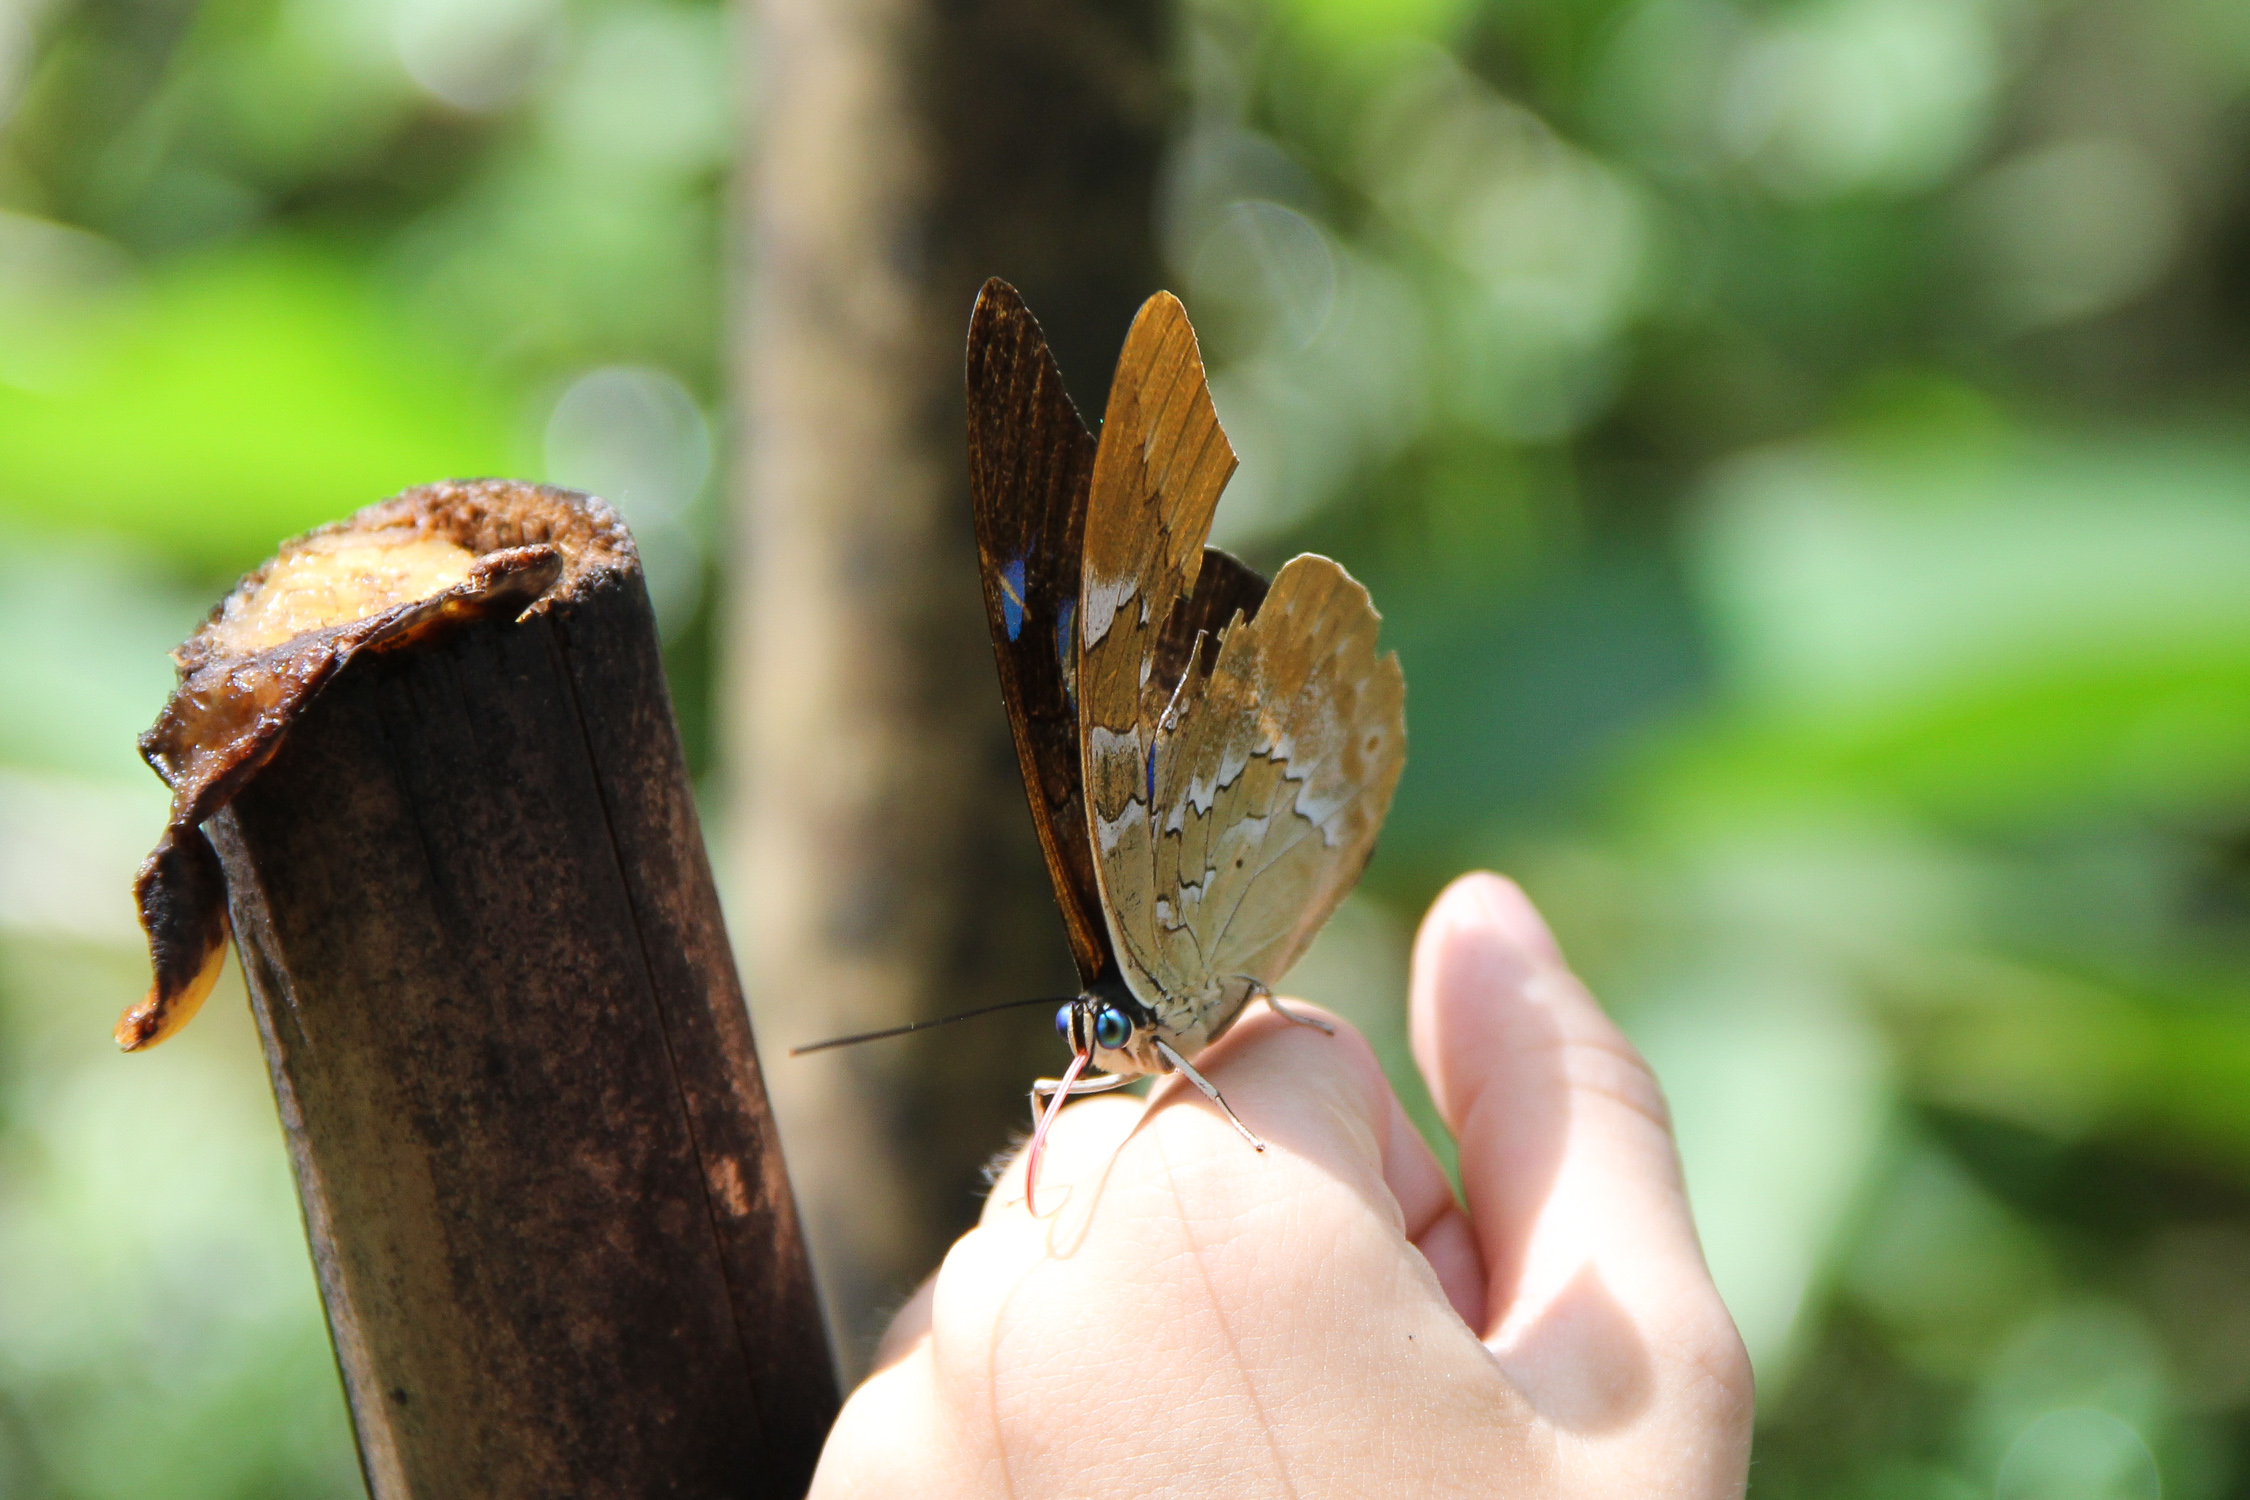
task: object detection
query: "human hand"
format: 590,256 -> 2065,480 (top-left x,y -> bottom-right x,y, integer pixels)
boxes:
810,873 -> 1753,1498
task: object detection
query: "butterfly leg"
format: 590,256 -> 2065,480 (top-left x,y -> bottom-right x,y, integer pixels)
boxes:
1239,976 -> 1336,1036
1153,1038 -> 1267,1153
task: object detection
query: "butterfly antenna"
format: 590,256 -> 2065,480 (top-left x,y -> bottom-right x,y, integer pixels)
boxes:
789,995 -> 1071,1056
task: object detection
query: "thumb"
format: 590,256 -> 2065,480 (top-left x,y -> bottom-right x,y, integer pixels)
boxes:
1410,873 -> 1749,1453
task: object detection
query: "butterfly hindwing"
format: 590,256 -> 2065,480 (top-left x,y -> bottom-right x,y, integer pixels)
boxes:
1146,555 -> 1405,1014
966,278 -> 1114,989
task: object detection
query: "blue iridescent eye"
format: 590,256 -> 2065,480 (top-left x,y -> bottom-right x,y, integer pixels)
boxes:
1055,1004 -> 1074,1043
1093,1004 -> 1130,1051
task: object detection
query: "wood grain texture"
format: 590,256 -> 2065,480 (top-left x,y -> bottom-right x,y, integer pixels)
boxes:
965,278 -> 1112,991
209,481 -> 833,1498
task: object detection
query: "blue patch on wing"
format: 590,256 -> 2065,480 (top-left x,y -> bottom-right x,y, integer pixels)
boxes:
1055,599 -> 1077,710
1145,744 -> 1156,804
1000,556 -> 1028,641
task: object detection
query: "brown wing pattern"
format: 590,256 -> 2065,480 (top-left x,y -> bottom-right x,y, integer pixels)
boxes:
1148,548 -> 1267,721
1079,294 -> 1238,1007
1081,293 -> 1404,1042
966,278 -> 1113,987
1142,555 -> 1405,1010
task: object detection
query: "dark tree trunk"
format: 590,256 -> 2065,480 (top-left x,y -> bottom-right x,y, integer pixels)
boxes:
730,0 -> 1168,1364
187,483 -> 834,1497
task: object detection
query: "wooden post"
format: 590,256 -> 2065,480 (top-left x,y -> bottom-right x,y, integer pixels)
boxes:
141,481 -> 835,1498
732,0 -> 1167,1363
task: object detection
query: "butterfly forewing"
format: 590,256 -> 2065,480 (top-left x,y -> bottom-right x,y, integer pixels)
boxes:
1078,294 -> 1237,1013
1079,292 -> 1238,762
966,278 -> 1114,989
1080,292 -> 1406,1047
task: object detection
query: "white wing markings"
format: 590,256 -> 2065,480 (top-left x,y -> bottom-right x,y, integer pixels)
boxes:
1165,810 -> 1275,922
1136,711 -> 1358,994
1171,671 -> 1382,978
1281,703 -> 1350,844
1089,723 -> 1142,765
1094,785 -> 1148,857
1196,784 -> 1367,975
1082,571 -> 1138,649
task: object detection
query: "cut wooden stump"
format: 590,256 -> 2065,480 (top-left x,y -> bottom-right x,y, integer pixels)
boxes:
129,479 -> 835,1499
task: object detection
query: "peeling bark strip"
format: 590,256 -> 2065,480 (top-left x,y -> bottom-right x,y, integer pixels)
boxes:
126,533 -> 564,1048
137,480 -> 835,1498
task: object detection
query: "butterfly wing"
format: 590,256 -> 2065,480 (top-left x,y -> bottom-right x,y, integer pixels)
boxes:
1145,554 -> 1405,1010
966,278 -> 1115,989
1079,293 -> 1405,1047
1077,293 -> 1235,1011
1150,547 -> 1267,713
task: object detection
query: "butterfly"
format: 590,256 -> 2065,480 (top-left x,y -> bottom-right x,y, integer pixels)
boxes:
963,279 -> 1406,1211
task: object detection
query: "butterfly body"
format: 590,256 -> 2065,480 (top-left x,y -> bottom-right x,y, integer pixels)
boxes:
966,280 -> 1404,1203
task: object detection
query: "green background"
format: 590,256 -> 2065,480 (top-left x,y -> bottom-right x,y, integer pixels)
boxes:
2,0 -> 2247,1494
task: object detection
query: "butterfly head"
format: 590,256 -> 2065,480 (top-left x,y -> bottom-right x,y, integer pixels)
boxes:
1055,993 -> 1161,1078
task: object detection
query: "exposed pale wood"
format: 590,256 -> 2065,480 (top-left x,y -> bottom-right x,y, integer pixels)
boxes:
732,0 -> 1165,1363
194,481 -> 833,1498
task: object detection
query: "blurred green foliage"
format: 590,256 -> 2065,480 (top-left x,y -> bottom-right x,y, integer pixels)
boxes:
1,0 -> 2246,1494
0,241 -> 518,567
0,0 -> 730,1491
1189,0 -> 2250,1494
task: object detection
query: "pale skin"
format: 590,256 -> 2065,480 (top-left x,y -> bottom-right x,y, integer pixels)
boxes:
811,873 -> 1755,1498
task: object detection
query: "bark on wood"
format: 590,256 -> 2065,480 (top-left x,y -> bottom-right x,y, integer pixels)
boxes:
170,481 -> 833,1498
732,0 -> 1168,1365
